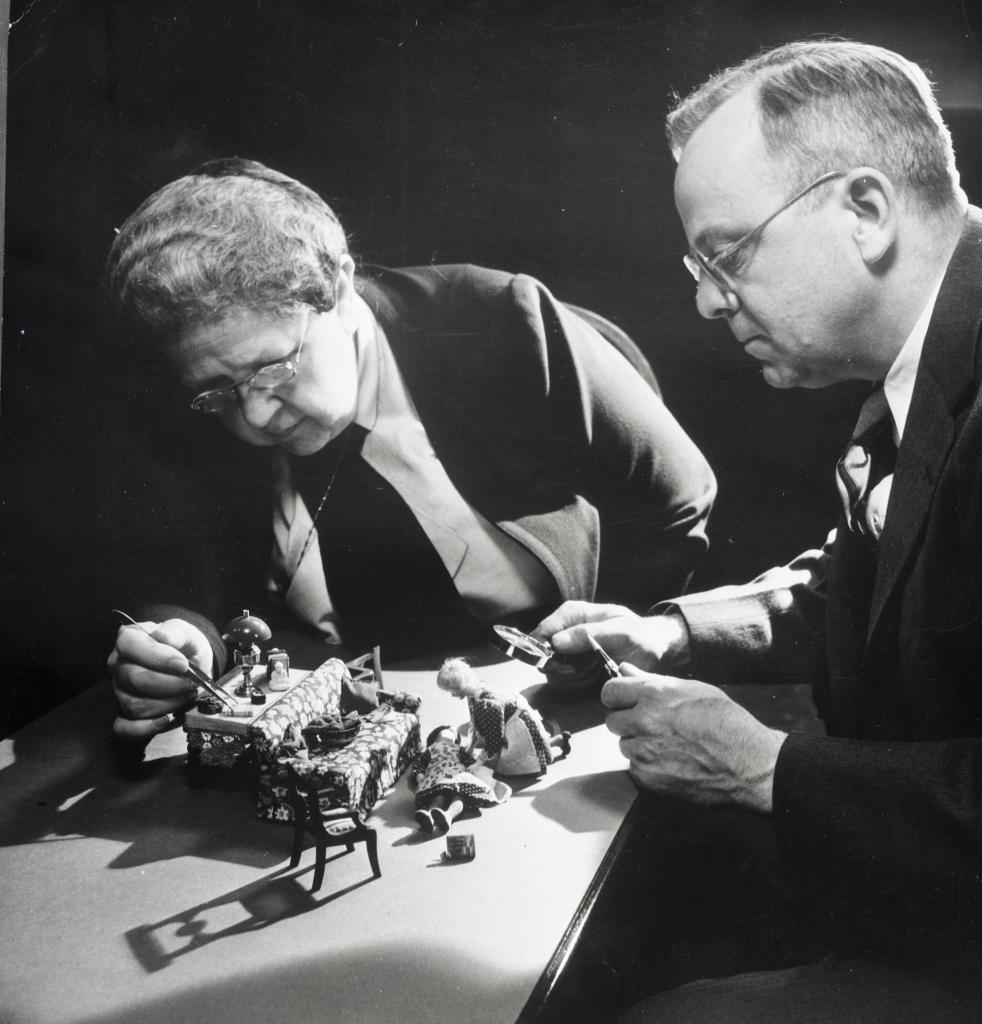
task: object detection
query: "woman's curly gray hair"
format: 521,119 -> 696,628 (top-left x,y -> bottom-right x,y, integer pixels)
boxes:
106,157 -> 348,337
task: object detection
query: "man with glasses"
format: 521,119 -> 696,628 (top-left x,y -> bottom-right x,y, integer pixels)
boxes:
104,157 -> 715,747
537,40 -> 982,1020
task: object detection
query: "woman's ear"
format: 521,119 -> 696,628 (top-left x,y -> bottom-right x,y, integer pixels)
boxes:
844,168 -> 897,266
335,254 -> 359,333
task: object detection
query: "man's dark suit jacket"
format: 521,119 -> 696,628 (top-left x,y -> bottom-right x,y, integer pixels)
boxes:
114,264 -> 714,663
673,207 -> 982,958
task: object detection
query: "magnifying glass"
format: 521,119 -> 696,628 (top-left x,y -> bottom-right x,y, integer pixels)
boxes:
490,624 -> 619,684
490,625 -> 556,669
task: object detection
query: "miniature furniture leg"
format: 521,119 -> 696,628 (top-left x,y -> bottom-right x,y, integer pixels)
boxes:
288,778 -> 381,891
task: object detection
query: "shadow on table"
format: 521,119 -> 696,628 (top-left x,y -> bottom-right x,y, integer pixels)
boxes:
530,680 -> 607,734
80,938 -> 527,1024
126,859 -> 379,972
0,690 -> 297,870
506,769 -> 629,834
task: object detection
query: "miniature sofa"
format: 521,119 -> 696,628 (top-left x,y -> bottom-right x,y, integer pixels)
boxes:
184,658 -> 421,824
265,700 -> 421,824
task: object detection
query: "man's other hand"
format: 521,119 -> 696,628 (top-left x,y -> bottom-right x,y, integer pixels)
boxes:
603,664 -> 787,813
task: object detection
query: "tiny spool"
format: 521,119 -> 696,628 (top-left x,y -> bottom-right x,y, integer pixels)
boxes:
444,834 -> 476,861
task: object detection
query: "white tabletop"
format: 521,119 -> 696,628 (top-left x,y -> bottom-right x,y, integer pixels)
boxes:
0,651 -> 635,1024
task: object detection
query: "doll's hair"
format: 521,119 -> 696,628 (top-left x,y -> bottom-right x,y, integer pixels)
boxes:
436,657 -> 480,695
425,725 -> 458,746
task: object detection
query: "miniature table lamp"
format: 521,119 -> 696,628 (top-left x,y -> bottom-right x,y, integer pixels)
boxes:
222,610 -> 273,703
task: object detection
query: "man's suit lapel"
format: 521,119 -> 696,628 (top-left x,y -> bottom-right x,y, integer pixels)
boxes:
868,374 -> 952,639
867,207 -> 982,642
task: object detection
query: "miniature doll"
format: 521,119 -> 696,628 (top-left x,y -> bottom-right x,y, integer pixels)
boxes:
436,657 -> 571,776
409,725 -> 511,833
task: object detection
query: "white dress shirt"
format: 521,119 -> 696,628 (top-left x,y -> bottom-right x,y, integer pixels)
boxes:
883,279 -> 944,445
862,278 -> 943,538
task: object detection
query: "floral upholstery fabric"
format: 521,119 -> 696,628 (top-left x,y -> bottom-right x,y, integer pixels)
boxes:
261,704 -> 421,823
248,659 -> 345,762
186,729 -> 249,769
183,656 -> 420,822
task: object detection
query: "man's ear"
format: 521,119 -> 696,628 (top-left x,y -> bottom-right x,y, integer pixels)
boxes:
844,168 -> 897,266
335,254 -> 359,333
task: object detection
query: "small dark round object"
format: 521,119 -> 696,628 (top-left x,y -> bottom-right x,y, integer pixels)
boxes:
196,694 -> 223,715
221,609 -> 273,646
250,690 -> 268,705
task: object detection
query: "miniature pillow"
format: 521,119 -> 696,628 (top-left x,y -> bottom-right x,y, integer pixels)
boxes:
340,674 -> 380,715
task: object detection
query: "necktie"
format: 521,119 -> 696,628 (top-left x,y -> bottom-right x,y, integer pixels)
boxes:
835,387 -> 896,542
292,425 -> 488,657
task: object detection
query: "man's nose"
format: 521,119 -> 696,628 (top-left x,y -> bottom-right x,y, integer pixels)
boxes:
695,275 -> 740,320
237,386 -> 280,430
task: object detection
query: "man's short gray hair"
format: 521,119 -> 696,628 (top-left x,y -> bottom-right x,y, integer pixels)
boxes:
666,40 -> 961,211
106,157 -> 348,336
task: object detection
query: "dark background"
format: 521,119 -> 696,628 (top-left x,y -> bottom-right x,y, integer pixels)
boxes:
3,0 -> 981,736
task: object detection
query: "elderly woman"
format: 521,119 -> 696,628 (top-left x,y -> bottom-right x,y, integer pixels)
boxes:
105,157 -> 715,745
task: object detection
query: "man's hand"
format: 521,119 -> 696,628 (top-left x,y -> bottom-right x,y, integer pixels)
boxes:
603,664 -> 787,813
108,618 -> 215,745
534,600 -> 691,674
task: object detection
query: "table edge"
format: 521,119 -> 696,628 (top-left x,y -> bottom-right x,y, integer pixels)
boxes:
516,793 -> 640,1022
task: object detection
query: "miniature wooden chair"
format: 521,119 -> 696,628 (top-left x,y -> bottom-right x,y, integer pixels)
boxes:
287,769 -> 381,892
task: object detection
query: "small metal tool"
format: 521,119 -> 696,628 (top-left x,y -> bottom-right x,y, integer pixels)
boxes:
587,634 -> 620,678
112,609 -> 237,710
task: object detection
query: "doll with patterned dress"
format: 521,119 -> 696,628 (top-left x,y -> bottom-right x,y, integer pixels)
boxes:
409,725 -> 511,832
436,657 -> 571,776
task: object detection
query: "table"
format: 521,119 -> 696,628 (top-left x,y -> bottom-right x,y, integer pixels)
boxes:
0,648 -> 636,1024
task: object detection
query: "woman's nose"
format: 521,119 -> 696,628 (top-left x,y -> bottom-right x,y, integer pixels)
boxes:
237,386 -> 280,429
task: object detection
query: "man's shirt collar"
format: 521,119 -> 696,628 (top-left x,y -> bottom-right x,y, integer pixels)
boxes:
883,277 -> 943,443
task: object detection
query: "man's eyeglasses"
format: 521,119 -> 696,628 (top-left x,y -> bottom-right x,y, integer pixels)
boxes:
683,170 -> 846,297
190,310 -> 311,414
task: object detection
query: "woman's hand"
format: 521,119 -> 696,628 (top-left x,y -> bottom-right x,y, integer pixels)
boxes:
108,617 -> 214,745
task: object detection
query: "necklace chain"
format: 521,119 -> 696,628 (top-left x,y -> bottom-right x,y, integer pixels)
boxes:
291,427 -> 356,575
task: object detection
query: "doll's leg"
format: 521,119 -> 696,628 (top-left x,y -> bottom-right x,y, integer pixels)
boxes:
430,792 -> 465,833
414,802 -> 434,832
548,730 -> 572,758
543,716 -> 572,759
